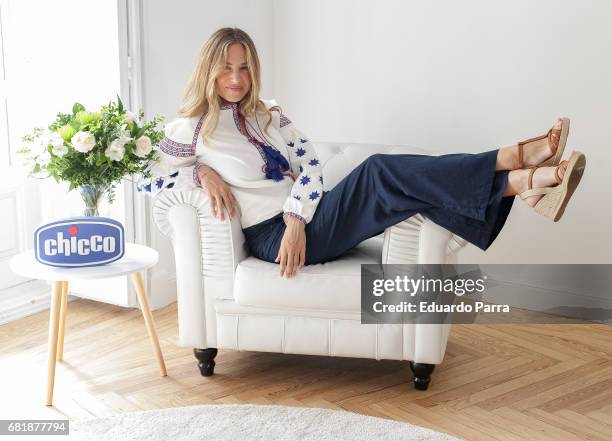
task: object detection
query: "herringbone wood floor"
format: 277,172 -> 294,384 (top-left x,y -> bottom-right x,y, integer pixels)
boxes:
1,298 -> 611,440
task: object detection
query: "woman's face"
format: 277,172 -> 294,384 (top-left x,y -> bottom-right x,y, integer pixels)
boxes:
215,43 -> 252,103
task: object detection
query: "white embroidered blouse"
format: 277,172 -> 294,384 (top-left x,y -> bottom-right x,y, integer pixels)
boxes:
138,98 -> 324,228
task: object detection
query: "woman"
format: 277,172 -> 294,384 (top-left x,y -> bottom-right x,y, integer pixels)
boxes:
143,27 -> 586,279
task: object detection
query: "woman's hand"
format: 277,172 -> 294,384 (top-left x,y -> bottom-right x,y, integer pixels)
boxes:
197,164 -> 237,221
275,217 -> 306,278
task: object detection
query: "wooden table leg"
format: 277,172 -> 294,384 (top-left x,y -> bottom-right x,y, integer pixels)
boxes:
57,281 -> 69,361
130,272 -> 167,377
46,281 -> 63,406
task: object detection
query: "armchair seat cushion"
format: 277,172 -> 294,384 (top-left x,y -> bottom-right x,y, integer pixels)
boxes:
233,236 -> 383,314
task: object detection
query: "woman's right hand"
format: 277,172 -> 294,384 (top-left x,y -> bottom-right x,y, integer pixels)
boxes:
197,164 -> 237,221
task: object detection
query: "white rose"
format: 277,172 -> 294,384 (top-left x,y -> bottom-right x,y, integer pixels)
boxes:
124,111 -> 139,124
134,135 -> 152,157
105,139 -> 126,161
71,131 -> 96,153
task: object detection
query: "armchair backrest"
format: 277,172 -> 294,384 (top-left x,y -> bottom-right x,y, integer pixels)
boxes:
313,142 -> 444,190
312,142 -> 467,262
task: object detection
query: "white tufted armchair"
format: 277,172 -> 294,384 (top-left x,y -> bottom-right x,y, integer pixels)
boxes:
152,142 -> 468,390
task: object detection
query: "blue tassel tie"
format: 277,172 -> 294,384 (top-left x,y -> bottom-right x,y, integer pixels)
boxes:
260,143 -> 290,182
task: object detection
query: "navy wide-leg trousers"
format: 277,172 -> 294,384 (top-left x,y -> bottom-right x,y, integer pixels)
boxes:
242,149 -> 515,265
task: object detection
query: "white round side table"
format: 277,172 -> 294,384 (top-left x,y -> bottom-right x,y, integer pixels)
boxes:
9,242 -> 167,406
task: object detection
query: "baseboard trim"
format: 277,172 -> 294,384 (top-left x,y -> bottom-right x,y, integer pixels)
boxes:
0,280 -> 76,325
484,276 -> 612,322
149,270 -> 177,310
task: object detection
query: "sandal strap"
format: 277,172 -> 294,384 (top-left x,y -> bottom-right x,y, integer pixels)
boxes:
518,131 -> 549,147
517,133 -> 548,168
519,186 -> 557,200
519,160 -> 567,200
548,126 -> 561,157
555,159 -> 568,184
517,120 -> 562,167
527,165 -> 539,190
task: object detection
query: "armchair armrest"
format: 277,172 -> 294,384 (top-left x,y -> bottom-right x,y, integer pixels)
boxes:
152,189 -> 248,348
381,213 -> 467,264
381,213 -> 468,365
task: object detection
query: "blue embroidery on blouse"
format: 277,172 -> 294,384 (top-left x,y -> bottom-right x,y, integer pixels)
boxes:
309,158 -> 319,167
299,138 -> 308,143
293,195 -> 301,200
296,148 -> 306,157
260,143 -> 290,182
309,191 -> 320,200
287,141 -> 294,147
137,171 -> 180,194
299,165 -> 303,173
300,175 -> 311,186
319,175 -> 323,184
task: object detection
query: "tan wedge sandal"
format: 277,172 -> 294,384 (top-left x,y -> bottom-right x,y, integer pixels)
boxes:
519,151 -> 586,222
516,117 -> 570,168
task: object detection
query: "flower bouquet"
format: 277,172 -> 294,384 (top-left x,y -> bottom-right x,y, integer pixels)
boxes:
17,96 -> 165,216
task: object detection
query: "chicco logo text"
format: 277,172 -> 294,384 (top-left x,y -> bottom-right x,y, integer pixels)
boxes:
34,217 -> 125,267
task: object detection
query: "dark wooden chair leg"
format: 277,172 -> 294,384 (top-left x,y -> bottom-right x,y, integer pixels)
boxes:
409,361 -> 435,390
194,348 -> 218,376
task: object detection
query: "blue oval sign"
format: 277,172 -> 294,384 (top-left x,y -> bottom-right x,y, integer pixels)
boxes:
34,216 -> 125,267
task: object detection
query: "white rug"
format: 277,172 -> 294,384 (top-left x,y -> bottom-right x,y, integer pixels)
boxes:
69,404 -> 463,441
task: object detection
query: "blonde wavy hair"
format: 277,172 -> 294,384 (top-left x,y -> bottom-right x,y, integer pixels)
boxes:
178,27 -> 276,143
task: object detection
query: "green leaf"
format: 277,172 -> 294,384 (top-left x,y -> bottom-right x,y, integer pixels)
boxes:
72,102 -> 86,115
117,94 -> 124,114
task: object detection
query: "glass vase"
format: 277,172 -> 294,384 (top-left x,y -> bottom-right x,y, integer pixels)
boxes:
78,184 -> 105,217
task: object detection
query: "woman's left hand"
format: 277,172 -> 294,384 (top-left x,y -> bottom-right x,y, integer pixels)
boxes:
275,217 -> 306,278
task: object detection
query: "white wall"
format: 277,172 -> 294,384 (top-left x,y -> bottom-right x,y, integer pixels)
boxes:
140,0 -> 274,307
139,0 -> 611,311
141,0 -> 275,116
272,0 -> 612,264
